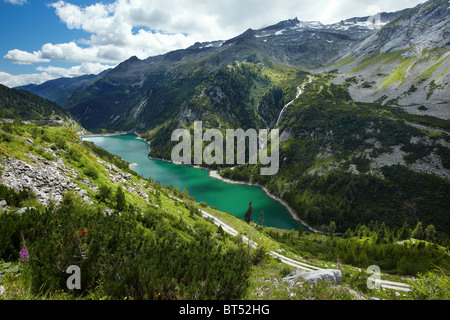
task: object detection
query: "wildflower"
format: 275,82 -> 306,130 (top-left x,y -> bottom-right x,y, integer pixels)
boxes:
337,257 -> 341,270
80,228 -> 88,237
0,285 -> 5,296
19,248 -> 29,264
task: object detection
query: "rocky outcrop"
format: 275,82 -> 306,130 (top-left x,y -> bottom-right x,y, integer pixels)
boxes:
0,153 -> 94,206
96,158 -> 152,201
283,269 -> 342,285
0,146 -> 156,211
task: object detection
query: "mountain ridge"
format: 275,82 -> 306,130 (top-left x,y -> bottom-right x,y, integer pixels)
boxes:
9,0 -> 449,235
19,1 -> 449,127
16,69 -> 111,106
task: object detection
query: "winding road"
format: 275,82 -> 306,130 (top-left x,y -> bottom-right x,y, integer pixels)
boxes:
198,208 -> 411,292
166,74 -> 413,293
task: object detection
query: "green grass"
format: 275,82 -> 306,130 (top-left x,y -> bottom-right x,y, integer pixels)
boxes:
334,55 -> 358,68
382,58 -> 415,87
389,108 -> 450,132
418,51 -> 450,82
350,51 -> 405,74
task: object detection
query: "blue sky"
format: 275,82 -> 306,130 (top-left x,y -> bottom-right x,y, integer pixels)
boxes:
0,0 -> 426,87
0,1 -> 96,74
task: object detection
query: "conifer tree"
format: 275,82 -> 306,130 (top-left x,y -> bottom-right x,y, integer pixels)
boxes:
399,221 -> 411,240
244,201 -> 253,223
116,185 -> 126,212
412,222 -> 424,240
425,224 -> 436,242
329,220 -> 336,238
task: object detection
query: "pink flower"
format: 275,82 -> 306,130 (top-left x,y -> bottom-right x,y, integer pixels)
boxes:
19,248 -> 29,264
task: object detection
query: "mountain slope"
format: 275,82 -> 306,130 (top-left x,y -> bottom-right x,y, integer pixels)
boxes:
15,0 -> 450,236
1,119 -> 448,300
0,121 -> 259,299
16,69 -> 110,106
220,73 -> 450,234
59,8 -> 405,132
0,84 -> 74,123
59,0 -> 448,134
323,0 -> 450,115
0,74 -> 448,299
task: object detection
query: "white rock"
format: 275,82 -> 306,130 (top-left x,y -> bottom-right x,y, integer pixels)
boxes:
284,269 -> 342,285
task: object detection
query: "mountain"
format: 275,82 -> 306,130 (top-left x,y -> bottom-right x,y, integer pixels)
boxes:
57,0 -> 448,133
0,84 -> 76,124
1,108 -> 449,301
16,69 -> 111,106
325,0 -> 450,115
17,0 -> 450,234
1,1 -> 450,297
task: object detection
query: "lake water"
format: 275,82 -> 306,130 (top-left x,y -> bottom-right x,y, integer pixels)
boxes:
82,134 -> 303,230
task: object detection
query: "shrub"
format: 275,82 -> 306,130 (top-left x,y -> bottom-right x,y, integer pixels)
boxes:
83,165 -> 99,180
407,269 -> 450,300
0,190 -> 254,299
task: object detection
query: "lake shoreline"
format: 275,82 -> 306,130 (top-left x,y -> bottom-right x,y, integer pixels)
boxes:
80,130 -> 140,138
208,170 -> 322,233
147,156 -> 320,233
82,132 -> 320,233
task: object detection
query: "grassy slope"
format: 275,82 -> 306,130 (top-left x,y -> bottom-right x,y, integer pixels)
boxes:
1,121 -> 438,300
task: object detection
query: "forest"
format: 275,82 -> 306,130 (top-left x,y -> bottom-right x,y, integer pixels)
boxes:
267,221 -> 450,276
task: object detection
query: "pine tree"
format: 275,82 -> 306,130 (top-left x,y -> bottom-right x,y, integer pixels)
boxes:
244,201 -> 253,224
412,222 -> 424,240
425,224 -> 436,243
399,221 -> 411,240
116,186 -> 126,212
96,185 -> 111,203
343,228 -> 353,239
329,220 -> 336,238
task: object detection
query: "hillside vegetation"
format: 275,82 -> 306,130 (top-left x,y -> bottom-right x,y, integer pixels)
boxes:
0,85 -> 72,122
140,64 -> 450,239
0,120 -> 448,301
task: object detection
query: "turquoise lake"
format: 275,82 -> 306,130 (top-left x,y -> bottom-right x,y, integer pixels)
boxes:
82,134 -> 303,230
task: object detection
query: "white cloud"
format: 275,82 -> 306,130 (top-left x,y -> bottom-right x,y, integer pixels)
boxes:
0,63 -> 113,88
0,71 -> 55,88
3,0 -> 27,5
36,62 -> 112,78
367,5 -> 382,15
4,49 -> 50,65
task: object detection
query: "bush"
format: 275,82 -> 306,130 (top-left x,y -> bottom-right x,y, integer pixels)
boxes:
0,190 -> 253,300
96,185 -> 112,203
407,269 -> 450,300
83,165 -> 99,180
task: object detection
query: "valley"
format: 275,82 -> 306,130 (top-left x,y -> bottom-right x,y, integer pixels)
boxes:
82,134 -> 302,230
1,0 -> 449,302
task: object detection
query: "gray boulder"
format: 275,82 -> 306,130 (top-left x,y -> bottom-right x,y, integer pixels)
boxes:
284,269 -> 342,285
15,207 -> 36,214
